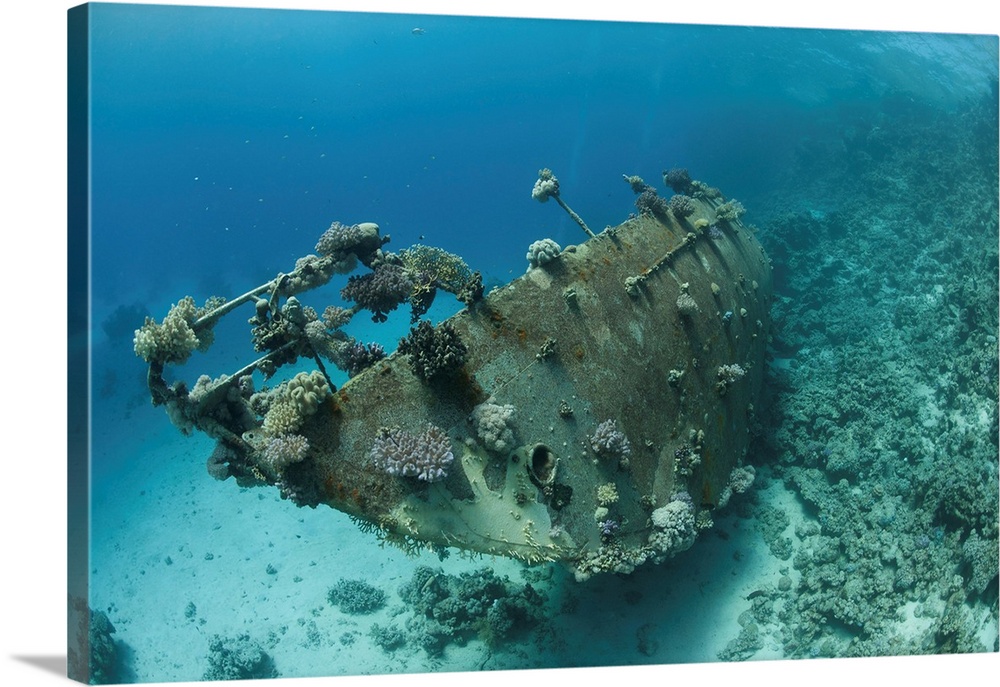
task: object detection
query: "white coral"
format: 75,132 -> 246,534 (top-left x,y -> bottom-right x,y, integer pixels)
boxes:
262,433 -> 310,474
469,401 -> 516,453
133,296 -> 202,364
648,497 -> 696,560
526,239 -> 562,269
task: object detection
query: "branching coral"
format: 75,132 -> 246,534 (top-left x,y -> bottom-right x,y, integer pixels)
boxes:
340,264 -> 414,323
204,634 -> 277,681
668,193 -> 696,218
344,341 -> 386,378
590,419 -> 632,463
327,578 -> 387,615
133,296 -> 210,365
715,199 -> 747,222
261,433 -> 310,474
369,424 -> 454,483
398,565 -> 547,655
635,188 -> 670,217
398,320 -> 468,383
662,167 -> 695,194
315,220 -> 384,266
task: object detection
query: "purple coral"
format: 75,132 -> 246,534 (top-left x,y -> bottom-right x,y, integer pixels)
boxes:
635,189 -> 669,217
397,320 -> 467,383
262,433 -> 310,474
668,194 -> 696,218
598,519 -> 620,538
662,167 -> 694,194
369,424 -> 454,483
340,264 -> 414,323
345,341 -> 386,378
590,419 -> 632,461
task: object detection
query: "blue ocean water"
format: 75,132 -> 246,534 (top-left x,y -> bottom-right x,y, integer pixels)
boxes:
81,3 -> 999,682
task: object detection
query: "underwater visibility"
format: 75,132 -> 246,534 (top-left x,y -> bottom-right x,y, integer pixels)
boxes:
69,3 -> 999,684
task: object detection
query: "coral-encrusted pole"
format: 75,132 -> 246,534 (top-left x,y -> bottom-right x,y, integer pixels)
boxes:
531,168 -> 596,238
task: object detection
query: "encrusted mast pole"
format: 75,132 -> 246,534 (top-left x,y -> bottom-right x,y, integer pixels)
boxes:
531,168 -> 596,238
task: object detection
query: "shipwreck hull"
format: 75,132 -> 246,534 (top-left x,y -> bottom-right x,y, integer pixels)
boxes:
141,183 -> 771,579
280,200 -> 770,576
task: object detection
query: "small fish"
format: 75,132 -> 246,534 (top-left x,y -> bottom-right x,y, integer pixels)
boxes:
411,27 -> 425,35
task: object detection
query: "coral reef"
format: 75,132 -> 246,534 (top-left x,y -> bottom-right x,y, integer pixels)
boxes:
368,624 -> 407,652
67,597 -> 121,685
398,566 -> 548,656
203,634 -> 277,681
327,578 -> 387,615
730,86 -> 999,659
369,424 -> 454,483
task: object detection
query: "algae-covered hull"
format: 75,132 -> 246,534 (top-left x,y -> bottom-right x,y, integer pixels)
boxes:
138,177 -> 771,579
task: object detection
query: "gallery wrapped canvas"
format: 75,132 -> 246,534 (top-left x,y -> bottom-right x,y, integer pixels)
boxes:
67,2 -> 998,684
